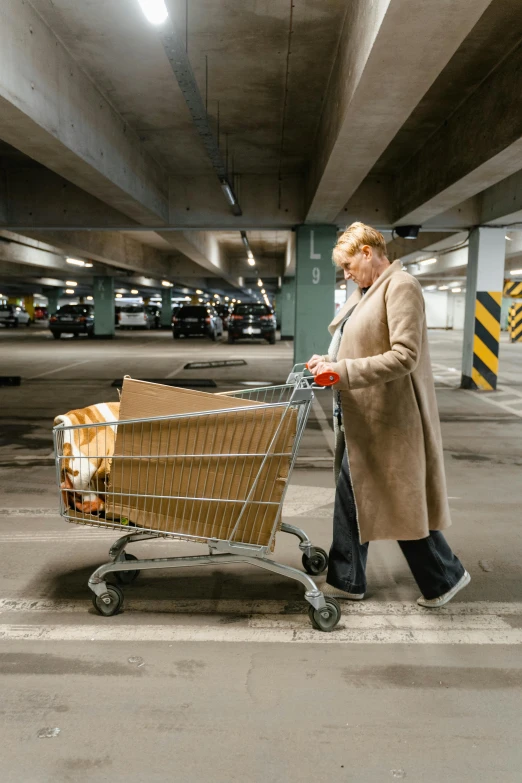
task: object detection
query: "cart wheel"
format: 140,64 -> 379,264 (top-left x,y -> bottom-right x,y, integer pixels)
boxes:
308,597 -> 341,632
302,547 -> 328,576
92,584 -> 124,617
114,553 -> 140,585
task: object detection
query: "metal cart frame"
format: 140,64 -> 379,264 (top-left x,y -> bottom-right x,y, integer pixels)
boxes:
53,366 -> 341,631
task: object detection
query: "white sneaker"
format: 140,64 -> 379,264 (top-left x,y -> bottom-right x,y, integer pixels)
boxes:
322,582 -> 365,601
417,570 -> 471,608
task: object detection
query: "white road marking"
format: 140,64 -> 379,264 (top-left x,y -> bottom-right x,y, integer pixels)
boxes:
464,385 -> 522,418
165,362 -> 187,378
0,621 -> 520,644
27,360 -> 90,379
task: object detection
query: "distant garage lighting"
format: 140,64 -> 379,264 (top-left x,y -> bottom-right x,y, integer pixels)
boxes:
214,293 -> 220,298
198,298 -> 203,303
451,288 -> 462,293
85,263 -> 93,268
340,284 -> 346,290
162,280 -> 173,287
65,289 -> 75,295
449,282 -> 461,288
116,293 -> 123,299
137,0 -> 168,25
65,280 -> 77,287
419,258 -> 437,266
247,259 -> 256,267
232,298 -> 236,303
225,296 -> 229,301
238,299 -> 242,303
261,289 -> 266,294
424,285 -> 437,291
257,280 -> 263,287
506,235 -> 513,241
438,285 -> 449,291
131,289 -> 139,295
66,258 -> 85,267
510,269 -> 522,275
86,295 -> 93,301
184,296 -> 191,301
196,289 -> 203,295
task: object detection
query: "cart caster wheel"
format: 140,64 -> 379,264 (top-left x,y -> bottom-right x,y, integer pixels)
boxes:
92,584 -> 124,617
308,597 -> 341,632
114,553 -> 140,585
302,547 -> 328,576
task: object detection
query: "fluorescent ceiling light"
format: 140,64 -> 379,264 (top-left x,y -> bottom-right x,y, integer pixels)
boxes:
449,282 -> 461,288
86,296 -> 93,301
424,285 -> 437,291
438,285 -> 449,291
419,258 -> 437,266
66,258 -> 85,266
162,280 -> 173,287
137,0 -> 168,25
261,288 -> 266,294
85,262 -> 93,268
196,289 -> 203,294
225,296 -> 229,301
198,298 -> 203,303
65,289 -> 75,294
238,299 -> 242,303
340,284 -> 346,290
214,294 -> 219,298
452,288 -> 462,293
247,258 -> 256,266
505,235 -> 512,241
131,289 -> 139,295
257,280 -> 263,287
220,181 -> 236,206
510,269 -> 522,275
247,250 -> 254,260
65,280 -> 77,287
185,296 -> 191,301
115,293 -> 123,298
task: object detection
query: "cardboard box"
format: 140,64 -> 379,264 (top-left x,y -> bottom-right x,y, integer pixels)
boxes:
108,378 -> 297,546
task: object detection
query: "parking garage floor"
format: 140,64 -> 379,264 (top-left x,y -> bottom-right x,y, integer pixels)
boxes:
1,327 -> 521,782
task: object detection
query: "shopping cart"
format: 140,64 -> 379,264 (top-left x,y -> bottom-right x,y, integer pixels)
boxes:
53,364 -> 342,631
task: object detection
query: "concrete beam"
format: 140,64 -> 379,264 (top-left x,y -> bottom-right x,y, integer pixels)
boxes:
0,169 -> 135,228
481,169 -> 522,226
305,0 -> 492,223
0,0 -> 168,225
386,232 -> 455,262
22,230 -> 172,279
159,231 -> 243,290
395,42 -> 522,225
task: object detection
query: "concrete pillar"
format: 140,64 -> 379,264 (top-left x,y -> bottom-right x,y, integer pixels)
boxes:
24,294 -> 35,321
160,287 -> 172,328
46,290 -> 60,315
461,227 -> 505,390
280,277 -> 295,340
93,276 -> 115,337
294,225 -> 337,364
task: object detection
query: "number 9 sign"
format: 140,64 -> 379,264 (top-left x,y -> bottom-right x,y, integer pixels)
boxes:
312,267 -> 321,285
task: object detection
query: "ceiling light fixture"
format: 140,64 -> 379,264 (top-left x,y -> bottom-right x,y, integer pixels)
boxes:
136,0 -> 168,25
394,225 -> 420,240
162,280 -> 173,287
116,293 -> 123,298
510,269 -> 522,275
438,285 -> 449,291
196,289 -> 203,295
66,258 -> 85,267
86,295 -> 93,301
65,281 -> 77,287
247,258 -> 256,267
85,262 -> 93,268
185,296 -> 191,301
220,181 -> 237,207
257,280 -> 263,287
131,289 -> 139,295
452,288 -> 462,293
424,285 -> 437,291
419,258 -> 437,266
506,235 -> 512,241
449,282 -> 461,288
340,284 -> 346,290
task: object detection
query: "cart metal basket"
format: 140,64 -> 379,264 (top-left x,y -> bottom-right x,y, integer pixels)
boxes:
53,365 -> 341,631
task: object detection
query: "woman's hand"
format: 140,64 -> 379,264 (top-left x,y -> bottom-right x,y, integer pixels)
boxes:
307,354 -> 325,372
313,361 -> 336,378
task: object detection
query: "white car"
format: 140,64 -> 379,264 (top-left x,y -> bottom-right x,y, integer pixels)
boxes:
0,304 -> 31,327
117,304 -> 151,329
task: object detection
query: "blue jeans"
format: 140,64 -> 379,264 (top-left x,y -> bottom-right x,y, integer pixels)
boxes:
327,451 -> 466,599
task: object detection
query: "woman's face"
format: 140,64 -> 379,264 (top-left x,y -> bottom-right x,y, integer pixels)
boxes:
339,246 -> 374,288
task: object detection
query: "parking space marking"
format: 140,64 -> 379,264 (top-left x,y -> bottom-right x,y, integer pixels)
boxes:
27,360 -> 90,379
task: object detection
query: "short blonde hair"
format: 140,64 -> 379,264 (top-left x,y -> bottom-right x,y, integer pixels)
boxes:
333,222 -> 387,266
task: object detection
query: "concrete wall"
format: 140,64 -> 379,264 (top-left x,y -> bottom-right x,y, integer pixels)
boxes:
422,290 -> 465,329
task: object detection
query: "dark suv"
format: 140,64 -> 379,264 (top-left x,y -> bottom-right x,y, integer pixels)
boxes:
172,305 -> 223,341
49,304 -> 94,339
227,303 -> 276,344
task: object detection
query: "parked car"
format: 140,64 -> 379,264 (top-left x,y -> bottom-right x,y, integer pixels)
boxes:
215,303 -> 230,322
227,303 -> 276,344
145,304 -> 161,329
49,304 -> 94,339
117,303 -> 150,329
0,303 -> 31,327
172,305 -> 223,340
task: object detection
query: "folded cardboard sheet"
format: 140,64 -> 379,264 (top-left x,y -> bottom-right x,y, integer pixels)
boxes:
107,378 -> 297,546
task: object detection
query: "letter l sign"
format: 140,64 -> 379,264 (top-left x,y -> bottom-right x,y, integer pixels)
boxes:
310,230 -> 321,260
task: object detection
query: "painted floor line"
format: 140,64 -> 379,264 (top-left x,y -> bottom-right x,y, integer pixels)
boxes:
26,360 -> 90,380
0,623 -> 520,644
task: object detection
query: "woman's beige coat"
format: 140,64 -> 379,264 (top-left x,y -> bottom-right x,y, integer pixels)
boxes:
328,260 -> 451,543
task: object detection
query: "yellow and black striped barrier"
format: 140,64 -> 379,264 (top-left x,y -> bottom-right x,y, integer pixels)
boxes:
510,302 -> 522,343
504,280 -> 522,298
462,291 -> 502,390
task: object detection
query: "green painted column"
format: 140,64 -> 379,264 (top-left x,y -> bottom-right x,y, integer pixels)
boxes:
160,287 -> 173,328
46,289 -> 61,316
93,276 -> 115,337
294,225 -> 337,365
280,277 -> 295,339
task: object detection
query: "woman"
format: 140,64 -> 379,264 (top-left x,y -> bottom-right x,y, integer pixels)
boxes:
308,222 -> 469,608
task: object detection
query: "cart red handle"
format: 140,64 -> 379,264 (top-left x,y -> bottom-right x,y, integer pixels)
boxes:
305,363 -> 340,387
